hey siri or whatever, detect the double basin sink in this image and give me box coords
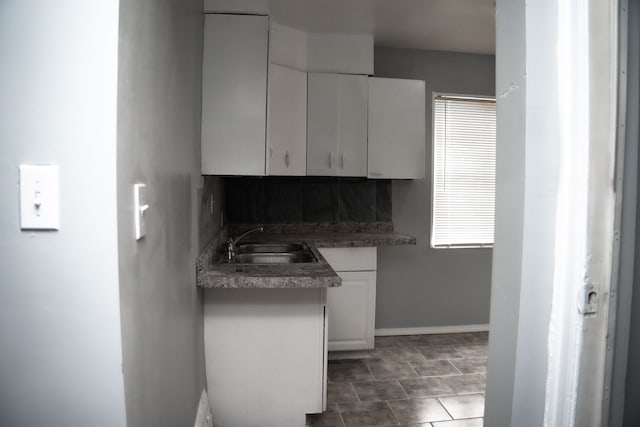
[230,242,317,264]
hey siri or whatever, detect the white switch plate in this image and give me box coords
[19,164,60,230]
[134,183,148,240]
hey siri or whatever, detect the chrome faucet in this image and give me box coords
[227,226,264,261]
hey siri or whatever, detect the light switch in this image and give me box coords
[134,183,148,240]
[19,165,60,230]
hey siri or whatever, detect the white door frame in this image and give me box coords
[486,0,624,425]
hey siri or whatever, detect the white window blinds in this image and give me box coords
[432,95,496,248]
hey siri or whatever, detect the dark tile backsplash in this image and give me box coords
[301,178,339,223]
[224,177,392,225]
[225,178,264,223]
[264,178,303,223]
[339,179,376,222]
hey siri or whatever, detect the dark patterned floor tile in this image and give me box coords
[388,397,451,424]
[415,345,464,360]
[437,394,485,419]
[399,376,455,398]
[372,347,426,363]
[426,334,470,346]
[352,380,409,401]
[375,336,399,349]
[431,419,483,427]
[460,332,489,344]
[449,358,487,374]
[338,401,399,427]
[410,360,461,377]
[307,404,344,427]
[367,360,419,380]
[328,382,359,404]
[443,374,486,394]
[451,344,488,358]
[329,362,374,383]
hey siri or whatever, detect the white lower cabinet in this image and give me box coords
[204,288,327,427]
[319,247,377,351]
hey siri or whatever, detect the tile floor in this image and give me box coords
[307,332,488,427]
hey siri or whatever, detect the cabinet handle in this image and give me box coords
[269,146,273,159]
[329,152,334,169]
[369,171,384,177]
[341,152,345,169]
[285,151,290,168]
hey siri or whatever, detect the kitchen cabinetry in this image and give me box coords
[201,14,268,175]
[307,73,368,177]
[319,247,377,351]
[200,16,424,179]
[204,288,327,427]
[368,77,426,179]
[267,64,308,175]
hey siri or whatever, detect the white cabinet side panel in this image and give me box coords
[367,77,426,179]
[204,288,325,426]
[201,14,268,175]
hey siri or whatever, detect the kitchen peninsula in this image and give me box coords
[197,225,415,426]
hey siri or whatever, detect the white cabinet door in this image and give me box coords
[307,73,339,175]
[337,74,368,176]
[327,271,377,351]
[307,73,368,177]
[201,14,268,175]
[368,77,426,179]
[267,64,307,176]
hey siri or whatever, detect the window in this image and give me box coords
[431,94,496,248]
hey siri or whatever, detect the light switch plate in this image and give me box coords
[19,164,60,230]
[134,183,148,240]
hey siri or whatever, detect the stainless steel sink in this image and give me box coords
[233,252,314,264]
[229,242,316,264]
[236,243,304,254]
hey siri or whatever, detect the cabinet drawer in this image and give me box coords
[318,247,376,272]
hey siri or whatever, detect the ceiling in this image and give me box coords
[267,0,496,55]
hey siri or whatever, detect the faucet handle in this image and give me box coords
[227,238,236,260]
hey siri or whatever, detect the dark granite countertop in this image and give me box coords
[196,227,416,289]
[256,231,416,248]
[197,244,340,289]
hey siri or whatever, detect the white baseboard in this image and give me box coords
[375,324,490,336]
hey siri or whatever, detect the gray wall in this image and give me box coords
[116,1,212,426]
[373,48,495,329]
[0,2,127,426]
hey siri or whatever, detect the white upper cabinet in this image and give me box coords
[367,77,426,179]
[201,14,268,175]
[307,73,368,177]
[267,64,308,176]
